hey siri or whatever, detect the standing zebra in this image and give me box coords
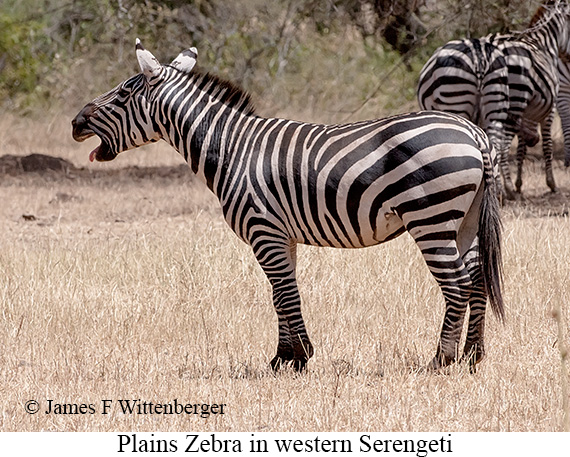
[517,55,570,188]
[72,40,503,372]
[418,0,570,197]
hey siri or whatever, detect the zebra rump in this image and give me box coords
[418,0,570,195]
[72,40,504,373]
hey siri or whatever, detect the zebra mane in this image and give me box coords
[504,0,568,42]
[189,70,256,116]
[528,0,565,27]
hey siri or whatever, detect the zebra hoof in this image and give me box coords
[426,358,450,374]
[427,350,457,372]
[503,188,518,201]
[269,356,308,373]
[462,345,484,374]
[270,338,313,372]
[269,349,294,372]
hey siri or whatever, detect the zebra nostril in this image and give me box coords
[72,113,87,132]
[73,104,96,127]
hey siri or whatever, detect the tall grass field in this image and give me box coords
[0,113,569,432]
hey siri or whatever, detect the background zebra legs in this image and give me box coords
[560,108,570,167]
[558,102,570,168]
[483,122,517,199]
[254,239,314,371]
[515,112,557,193]
[497,143,517,200]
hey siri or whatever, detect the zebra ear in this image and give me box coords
[169,47,197,73]
[136,38,162,78]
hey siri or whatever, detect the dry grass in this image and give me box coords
[0,113,569,432]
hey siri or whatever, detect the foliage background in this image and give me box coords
[0,0,541,120]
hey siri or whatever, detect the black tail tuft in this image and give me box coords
[479,145,505,321]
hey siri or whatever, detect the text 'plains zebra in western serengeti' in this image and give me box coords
[72,40,504,373]
[417,0,570,198]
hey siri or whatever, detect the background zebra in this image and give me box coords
[516,55,570,189]
[72,40,504,372]
[417,0,570,197]
[557,53,570,167]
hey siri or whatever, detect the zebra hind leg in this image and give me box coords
[517,118,541,194]
[498,146,517,200]
[461,241,487,373]
[416,240,472,371]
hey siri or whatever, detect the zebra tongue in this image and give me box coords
[89,145,100,162]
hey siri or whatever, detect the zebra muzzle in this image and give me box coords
[72,107,117,162]
[71,104,97,142]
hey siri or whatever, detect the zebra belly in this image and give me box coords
[294,208,404,249]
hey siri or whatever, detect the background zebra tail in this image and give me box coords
[479,143,505,321]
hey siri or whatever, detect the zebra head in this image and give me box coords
[71,39,197,162]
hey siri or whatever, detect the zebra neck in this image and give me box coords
[154,70,257,195]
[167,99,254,195]
[525,12,568,58]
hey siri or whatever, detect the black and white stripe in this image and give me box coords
[72,41,504,372]
[556,54,570,166]
[519,54,570,185]
[418,0,570,197]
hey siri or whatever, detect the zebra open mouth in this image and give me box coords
[72,108,117,162]
[71,127,117,162]
[87,138,117,162]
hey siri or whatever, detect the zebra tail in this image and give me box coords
[478,143,505,321]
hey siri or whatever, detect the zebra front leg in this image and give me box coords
[268,276,314,372]
[254,240,314,372]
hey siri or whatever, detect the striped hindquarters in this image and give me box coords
[417,37,509,131]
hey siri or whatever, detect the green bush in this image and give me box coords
[0,0,547,116]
